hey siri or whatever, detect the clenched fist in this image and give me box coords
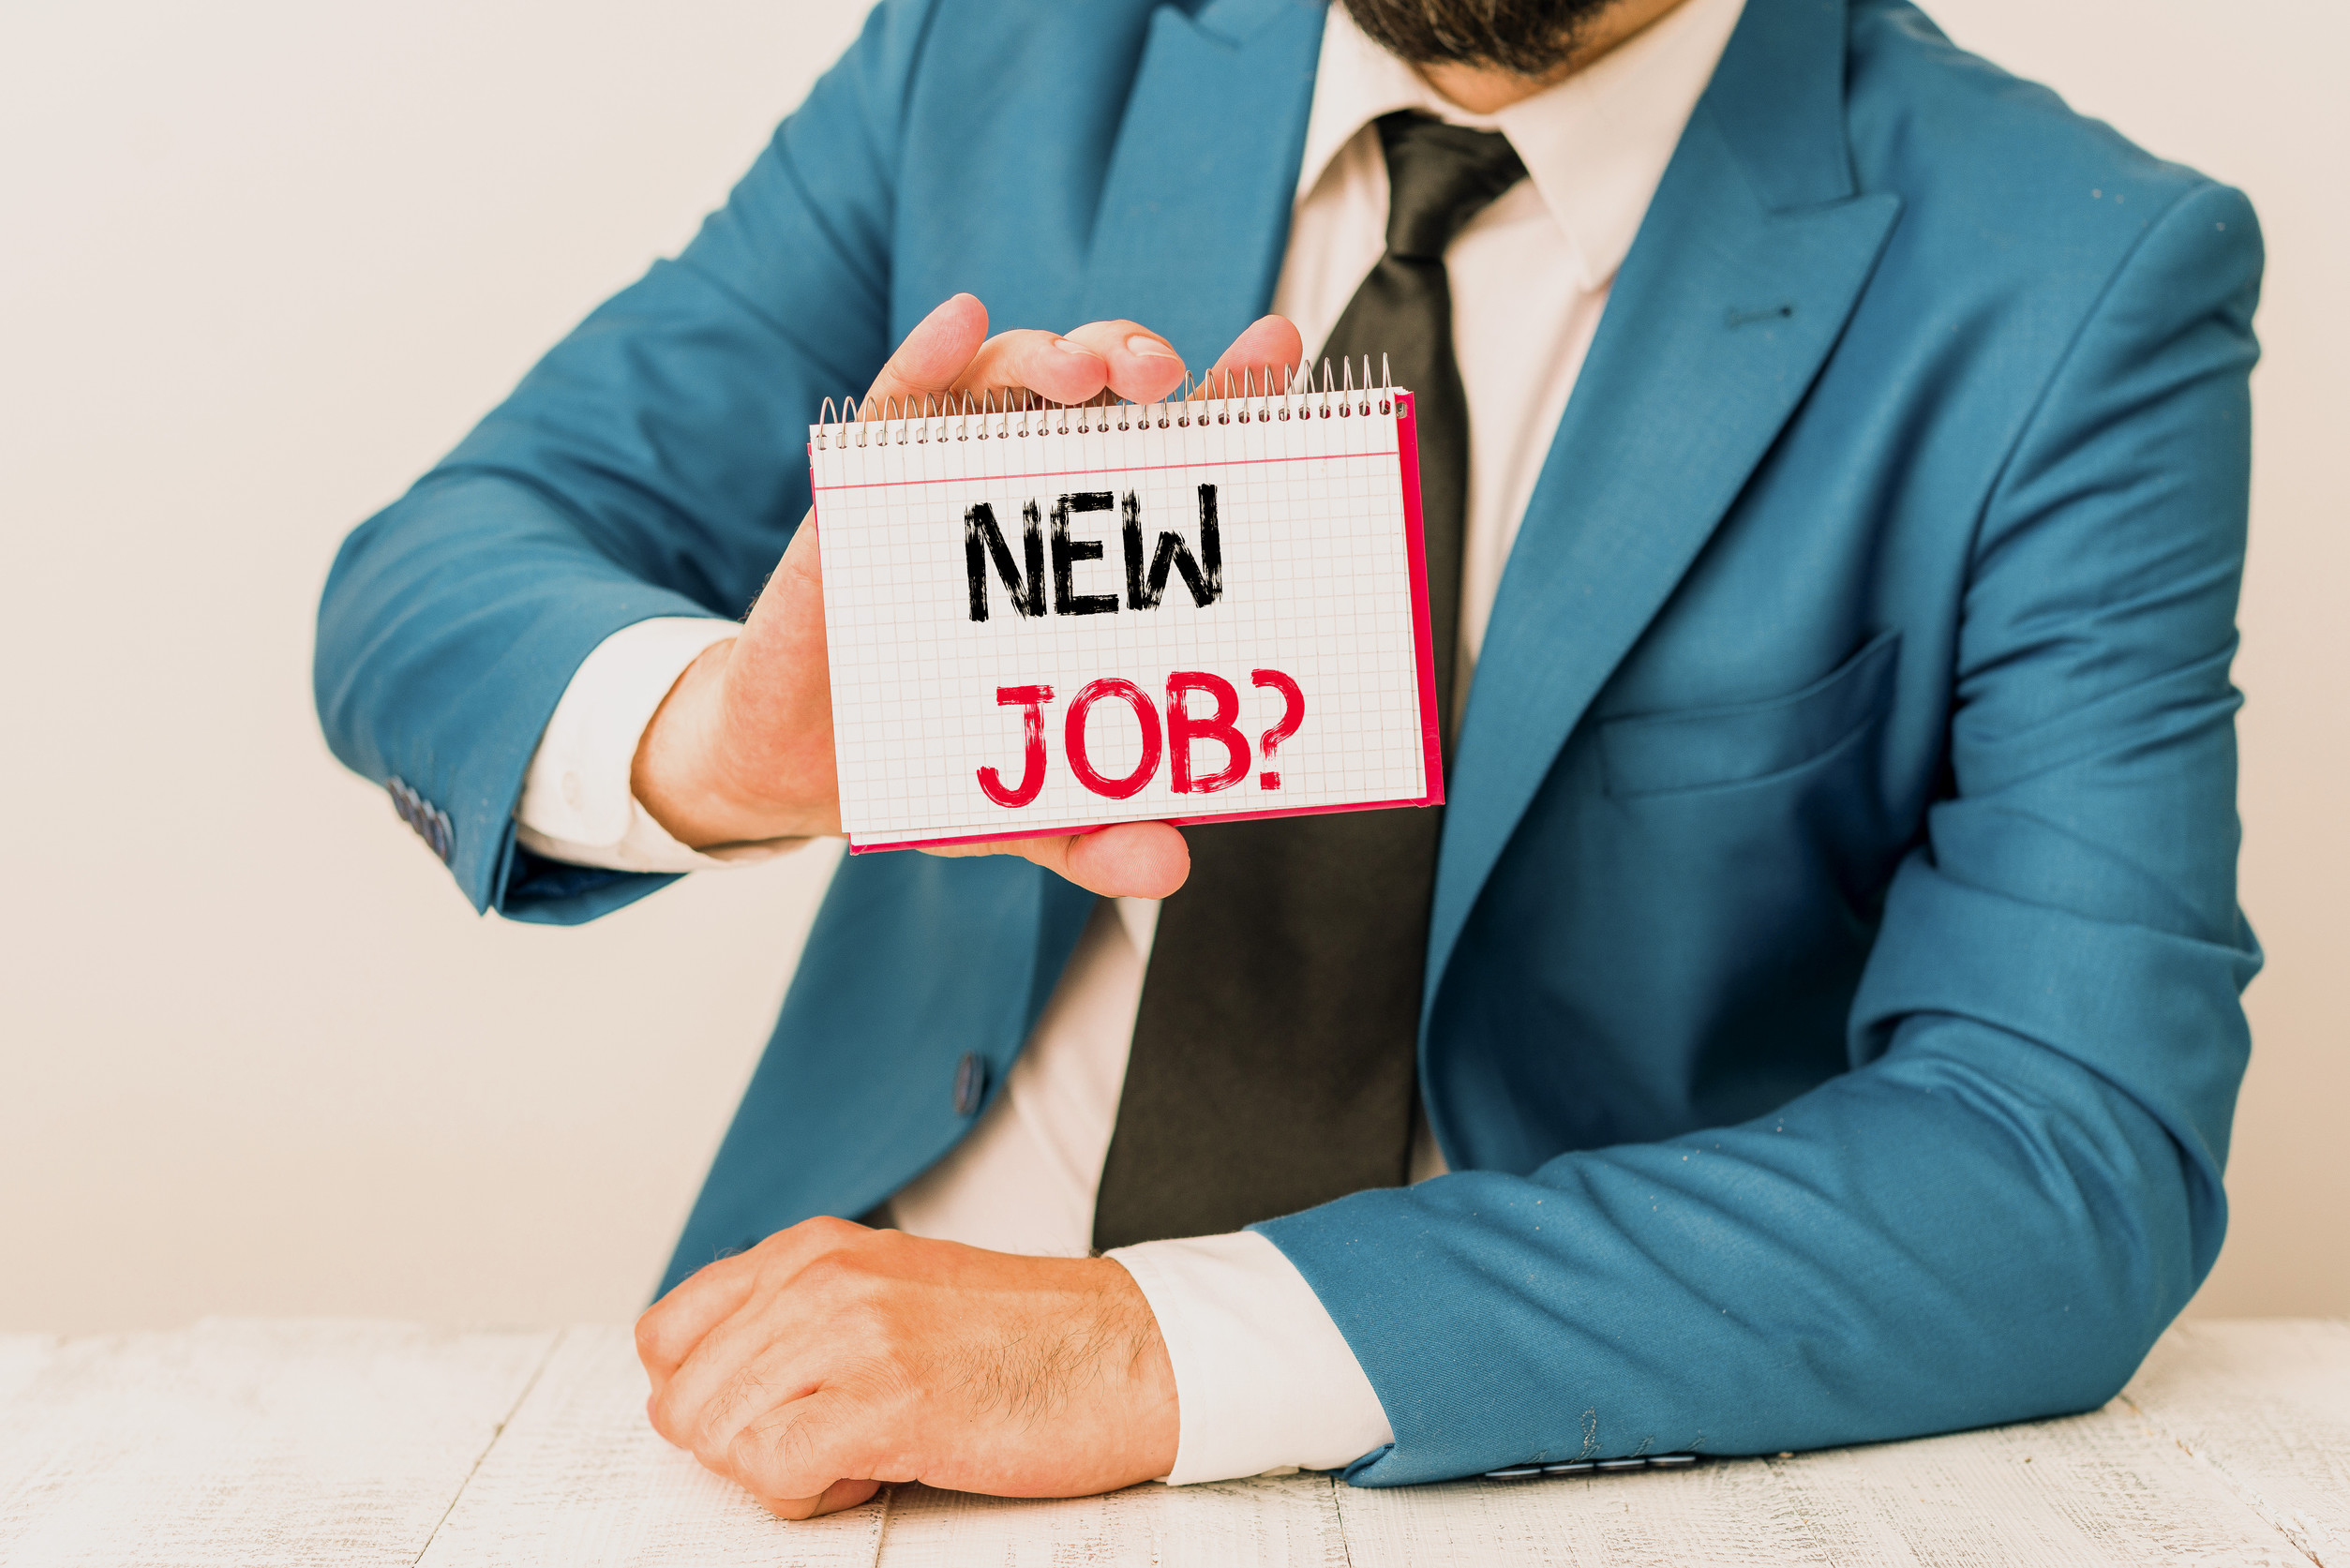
[636,1217,1180,1517]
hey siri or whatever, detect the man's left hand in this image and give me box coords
[636,1217,1179,1517]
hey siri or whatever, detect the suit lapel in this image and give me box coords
[1427,0,1901,999]
[1068,0,1902,1020]
[1075,0,1326,364]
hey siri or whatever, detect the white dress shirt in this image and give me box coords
[516,0,1744,1484]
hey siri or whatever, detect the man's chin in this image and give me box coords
[1338,0,1612,77]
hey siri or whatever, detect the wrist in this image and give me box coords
[1094,1256,1182,1482]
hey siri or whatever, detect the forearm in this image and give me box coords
[1256,956,2246,1485]
[316,472,731,915]
[512,615,830,874]
[315,4,924,905]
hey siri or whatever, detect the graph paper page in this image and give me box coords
[810,391,1441,849]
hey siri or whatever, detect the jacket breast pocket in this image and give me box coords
[1600,629,1901,799]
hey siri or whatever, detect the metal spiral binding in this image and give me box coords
[809,356,1395,449]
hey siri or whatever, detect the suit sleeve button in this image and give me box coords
[953,1052,987,1116]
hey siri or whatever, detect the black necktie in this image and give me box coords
[1091,114,1527,1249]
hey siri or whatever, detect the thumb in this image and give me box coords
[1027,823,1190,899]
[1200,313,1304,396]
[761,1477,884,1520]
[731,518,835,769]
[748,513,825,647]
[921,822,1190,900]
[861,292,989,418]
[726,1389,869,1517]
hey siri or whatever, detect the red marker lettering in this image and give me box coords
[977,684,1055,808]
[1250,669,1304,790]
[1065,679,1161,799]
[1165,671,1249,794]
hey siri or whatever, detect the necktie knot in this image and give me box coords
[1377,112,1528,261]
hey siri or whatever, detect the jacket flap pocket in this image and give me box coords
[1602,629,1901,798]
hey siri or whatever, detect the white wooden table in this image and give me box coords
[1,1318,2342,1566]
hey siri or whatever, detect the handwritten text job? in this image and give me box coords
[979,670,1306,808]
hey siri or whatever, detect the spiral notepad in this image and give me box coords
[809,366,1444,851]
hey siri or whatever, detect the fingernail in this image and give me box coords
[1053,336,1098,357]
[1125,334,1182,361]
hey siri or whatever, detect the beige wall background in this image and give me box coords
[0,0,2339,1334]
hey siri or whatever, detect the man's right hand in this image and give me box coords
[628,291,1303,900]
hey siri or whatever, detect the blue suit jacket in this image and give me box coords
[315,0,2262,1484]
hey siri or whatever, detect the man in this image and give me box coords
[316,0,2261,1522]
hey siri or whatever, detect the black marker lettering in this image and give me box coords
[1051,491,1120,617]
[965,501,1046,621]
[1122,484,1222,611]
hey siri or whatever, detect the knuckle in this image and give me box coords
[704,1360,772,1434]
[792,1250,862,1294]
[741,1396,867,1501]
[977,328,1048,359]
[758,1216,847,1264]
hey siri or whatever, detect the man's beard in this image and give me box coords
[1339,0,1616,76]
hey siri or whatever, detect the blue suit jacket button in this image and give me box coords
[953,1052,987,1116]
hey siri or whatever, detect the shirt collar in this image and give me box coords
[1296,0,1749,291]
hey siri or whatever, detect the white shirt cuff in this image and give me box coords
[1107,1230,1394,1484]
[514,617,802,874]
